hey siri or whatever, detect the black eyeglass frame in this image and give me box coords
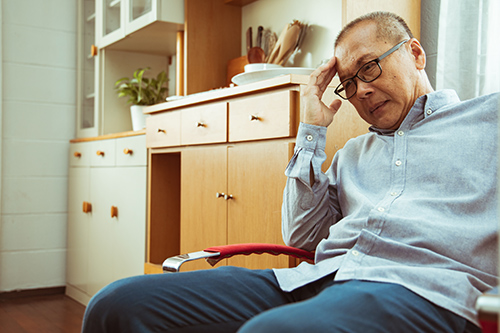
[334,39,410,100]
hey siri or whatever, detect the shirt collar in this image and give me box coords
[369,90,461,135]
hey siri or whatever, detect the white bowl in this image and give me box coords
[244,63,282,73]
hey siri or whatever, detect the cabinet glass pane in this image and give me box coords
[103,0,122,36]
[82,0,96,130]
[130,0,152,21]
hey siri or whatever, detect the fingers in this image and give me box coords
[308,57,337,94]
[329,99,342,114]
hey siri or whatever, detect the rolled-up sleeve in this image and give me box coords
[282,123,342,251]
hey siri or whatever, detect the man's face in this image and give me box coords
[335,22,422,130]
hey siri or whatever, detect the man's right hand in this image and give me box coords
[301,57,343,127]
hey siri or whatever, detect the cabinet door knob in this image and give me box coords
[96,150,105,156]
[224,194,234,200]
[90,44,98,57]
[111,206,118,218]
[74,152,82,158]
[249,114,260,121]
[216,192,225,198]
[123,148,133,155]
[82,201,92,213]
[196,122,206,127]
[158,128,166,133]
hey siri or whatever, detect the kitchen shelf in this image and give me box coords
[109,0,121,8]
[224,0,258,6]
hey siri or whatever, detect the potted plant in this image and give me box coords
[114,67,168,130]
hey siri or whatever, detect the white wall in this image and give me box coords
[242,0,343,69]
[0,0,76,291]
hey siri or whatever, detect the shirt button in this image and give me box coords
[426,109,433,115]
[391,191,399,196]
[395,160,402,166]
[306,135,313,141]
[352,250,359,256]
[377,207,385,212]
[397,130,404,136]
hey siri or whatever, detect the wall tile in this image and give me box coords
[0,250,66,291]
[0,213,67,251]
[2,101,75,141]
[2,139,70,177]
[3,63,76,105]
[3,24,76,69]
[1,177,68,214]
[2,0,76,32]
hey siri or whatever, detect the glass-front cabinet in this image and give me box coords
[76,0,184,138]
[77,0,99,138]
[96,0,183,49]
[97,0,125,48]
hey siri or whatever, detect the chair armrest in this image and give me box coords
[162,243,314,273]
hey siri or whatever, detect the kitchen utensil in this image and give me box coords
[247,46,265,63]
[267,20,306,65]
[246,27,252,53]
[267,24,289,64]
[256,26,263,48]
[263,30,277,62]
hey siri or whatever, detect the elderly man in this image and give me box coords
[82,11,498,333]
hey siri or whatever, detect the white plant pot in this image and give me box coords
[130,105,147,131]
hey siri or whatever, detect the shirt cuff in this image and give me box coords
[285,122,328,181]
[295,122,328,151]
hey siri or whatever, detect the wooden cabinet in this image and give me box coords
[66,133,147,305]
[179,142,292,271]
[145,76,331,274]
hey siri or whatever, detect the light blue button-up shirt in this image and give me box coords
[274,90,499,325]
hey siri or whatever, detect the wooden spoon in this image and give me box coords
[247,46,266,63]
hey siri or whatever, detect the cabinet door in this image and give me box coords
[227,142,293,269]
[87,167,115,295]
[76,0,98,138]
[97,0,125,48]
[112,166,147,280]
[180,147,228,271]
[67,167,91,293]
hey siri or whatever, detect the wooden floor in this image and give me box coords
[0,292,85,333]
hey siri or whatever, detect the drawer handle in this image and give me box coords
[82,201,92,213]
[196,122,206,127]
[74,152,82,158]
[123,148,133,155]
[224,194,234,200]
[158,128,166,133]
[249,115,260,121]
[96,150,105,156]
[216,192,225,198]
[111,206,118,218]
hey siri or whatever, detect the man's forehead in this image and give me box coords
[335,43,378,78]
[334,21,381,78]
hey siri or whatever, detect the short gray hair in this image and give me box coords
[335,11,414,48]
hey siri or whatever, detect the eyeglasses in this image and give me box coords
[334,39,409,100]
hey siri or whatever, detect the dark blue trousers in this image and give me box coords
[82,266,480,333]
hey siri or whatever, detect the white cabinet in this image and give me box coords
[77,0,99,138]
[76,0,183,138]
[96,0,184,49]
[66,135,147,305]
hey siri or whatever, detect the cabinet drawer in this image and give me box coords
[115,135,147,166]
[146,111,181,148]
[70,142,90,167]
[228,90,297,142]
[90,140,116,167]
[181,102,227,145]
